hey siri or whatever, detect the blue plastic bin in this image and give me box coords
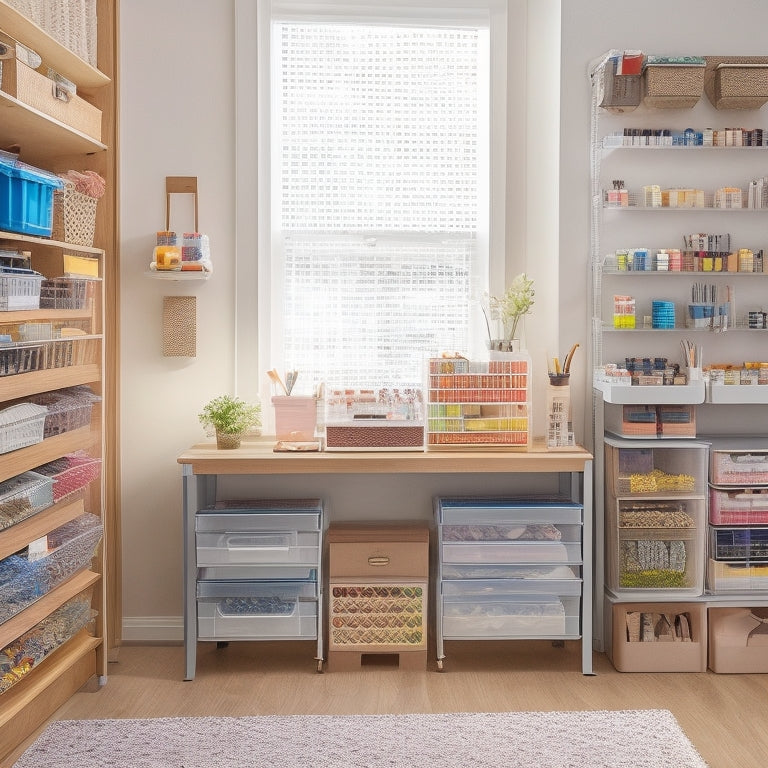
[0,155,63,237]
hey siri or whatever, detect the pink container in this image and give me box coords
[272,396,316,440]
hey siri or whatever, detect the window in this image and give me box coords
[236,0,509,399]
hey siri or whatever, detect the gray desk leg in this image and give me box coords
[182,468,216,681]
[581,461,595,675]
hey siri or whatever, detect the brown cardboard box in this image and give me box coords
[610,601,707,672]
[708,606,768,673]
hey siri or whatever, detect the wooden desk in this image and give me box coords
[178,439,594,678]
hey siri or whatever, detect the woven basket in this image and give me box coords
[643,64,705,108]
[52,181,98,246]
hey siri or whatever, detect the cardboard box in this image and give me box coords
[609,601,707,672]
[0,57,101,142]
[709,606,768,673]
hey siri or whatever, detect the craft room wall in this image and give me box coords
[559,0,768,449]
[118,0,768,641]
[118,0,562,642]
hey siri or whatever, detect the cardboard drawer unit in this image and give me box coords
[435,497,585,671]
[327,523,429,670]
[194,499,324,670]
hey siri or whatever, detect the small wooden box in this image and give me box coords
[327,524,429,669]
[0,57,102,141]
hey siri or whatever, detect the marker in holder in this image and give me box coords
[546,373,574,450]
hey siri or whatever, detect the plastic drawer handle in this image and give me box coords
[225,535,290,551]
[368,556,390,566]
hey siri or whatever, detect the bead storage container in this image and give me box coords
[605,437,707,596]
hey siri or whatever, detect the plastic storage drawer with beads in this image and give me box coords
[709,486,768,525]
[196,580,318,640]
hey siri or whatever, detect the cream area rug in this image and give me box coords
[14,710,708,768]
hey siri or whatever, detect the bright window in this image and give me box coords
[237,1,508,398]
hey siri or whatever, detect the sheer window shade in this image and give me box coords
[270,15,491,390]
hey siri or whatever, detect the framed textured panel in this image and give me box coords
[162,296,196,357]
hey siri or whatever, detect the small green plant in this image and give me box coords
[198,395,261,436]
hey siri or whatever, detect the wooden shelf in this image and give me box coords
[0,498,86,561]
[0,1,109,88]
[0,91,107,165]
[0,230,104,255]
[0,427,99,483]
[0,569,99,648]
[0,363,102,401]
[0,629,99,766]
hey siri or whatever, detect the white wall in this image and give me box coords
[120,0,768,640]
[119,0,236,639]
[560,0,768,445]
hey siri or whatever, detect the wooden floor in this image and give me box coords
[11,640,768,767]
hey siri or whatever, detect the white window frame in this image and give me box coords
[234,0,528,425]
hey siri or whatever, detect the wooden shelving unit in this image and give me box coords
[0,2,118,765]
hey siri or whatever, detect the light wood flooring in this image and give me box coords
[11,640,768,767]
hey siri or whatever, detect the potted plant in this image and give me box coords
[483,272,535,352]
[198,395,261,449]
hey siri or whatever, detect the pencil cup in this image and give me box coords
[546,374,575,450]
[688,367,702,382]
[272,396,317,440]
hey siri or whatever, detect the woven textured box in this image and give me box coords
[713,64,768,109]
[642,63,705,108]
[28,385,100,438]
[51,181,98,246]
[0,57,101,141]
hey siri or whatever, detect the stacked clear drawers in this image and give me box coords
[435,497,584,669]
[708,439,768,592]
[604,437,708,596]
[194,499,323,662]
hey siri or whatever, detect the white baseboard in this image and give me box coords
[121,616,184,643]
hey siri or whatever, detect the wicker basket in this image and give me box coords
[643,63,705,108]
[714,64,768,109]
[51,181,98,247]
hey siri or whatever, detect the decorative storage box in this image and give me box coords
[608,600,707,672]
[710,527,768,562]
[28,385,100,438]
[642,58,706,108]
[33,452,101,505]
[0,586,95,694]
[324,387,424,451]
[605,404,696,438]
[51,181,98,247]
[707,559,768,592]
[710,62,768,110]
[0,56,102,141]
[272,395,316,441]
[327,523,429,670]
[598,55,641,112]
[0,341,45,376]
[0,402,48,455]
[604,438,707,595]
[0,471,54,531]
[708,607,768,673]
[0,272,44,311]
[426,355,531,449]
[711,448,768,486]
[709,486,768,525]
[0,512,102,624]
